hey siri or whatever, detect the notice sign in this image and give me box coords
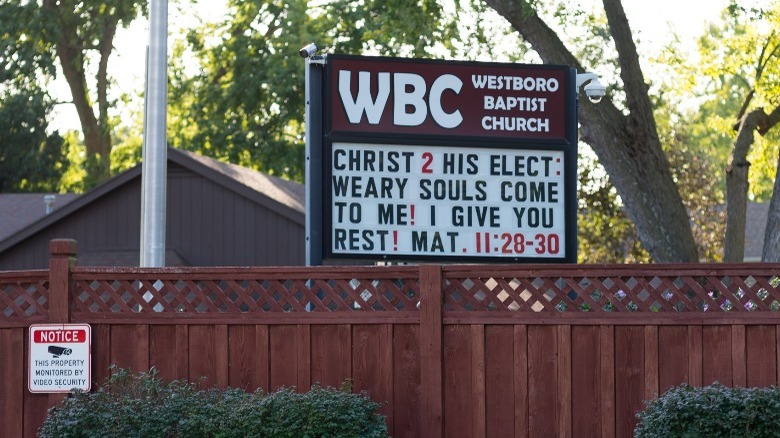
[330,142,566,260]
[29,324,91,393]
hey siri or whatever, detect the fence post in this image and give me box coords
[47,239,77,410]
[48,239,77,324]
[420,264,443,437]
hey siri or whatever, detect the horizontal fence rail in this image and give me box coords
[4,240,780,437]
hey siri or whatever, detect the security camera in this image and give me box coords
[48,345,72,357]
[576,72,606,104]
[583,79,606,103]
[299,43,318,59]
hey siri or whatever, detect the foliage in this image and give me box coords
[0,88,69,192]
[667,2,780,201]
[577,139,725,263]
[0,1,57,88]
[666,145,726,262]
[635,383,780,437]
[167,0,492,181]
[0,0,147,188]
[654,88,726,261]
[577,150,649,263]
[39,367,387,438]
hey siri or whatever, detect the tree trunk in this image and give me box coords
[43,0,114,183]
[723,112,761,261]
[763,154,780,261]
[484,0,699,262]
[757,105,780,261]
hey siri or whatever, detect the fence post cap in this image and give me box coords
[49,239,78,256]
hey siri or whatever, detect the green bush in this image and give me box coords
[39,367,387,438]
[635,382,780,437]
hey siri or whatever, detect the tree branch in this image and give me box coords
[757,104,780,136]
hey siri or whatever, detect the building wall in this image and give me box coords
[0,163,304,269]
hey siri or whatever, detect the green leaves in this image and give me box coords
[167,0,475,182]
[39,367,388,437]
[0,88,69,192]
[0,2,57,87]
[636,383,780,437]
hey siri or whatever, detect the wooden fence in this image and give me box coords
[3,239,780,437]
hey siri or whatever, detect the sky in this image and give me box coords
[47,0,730,133]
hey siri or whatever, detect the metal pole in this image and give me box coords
[304,50,325,266]
[140,0,168,267]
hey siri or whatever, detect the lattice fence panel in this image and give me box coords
[443,273,780,312]
[72,276,420,314]
[0,278,49,319]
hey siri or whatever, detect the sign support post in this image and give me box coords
[304,52,325,266]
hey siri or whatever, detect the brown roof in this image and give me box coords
[0,193,79,242]
[172,148,304,214]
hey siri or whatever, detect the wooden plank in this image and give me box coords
[72,308,780,326]
[188,325,229,388]
[485,325,515,438]
[23,328,49,438]
[269,325,298,391]
[228,325,269,391]
[644,326,659,400]
[658,326,688,393]
[74,311,421,325]
[394,324,421,438]
[777,326,780,386]
[528,325,558,437]
[687,325,703,387]
[110,324,149,372]
[47,239,76,323]
[310,324,351,389]
[443,325,472,438]
[746,325,776,387]
[352,324,394,436]
[296,324,311,392]
[442,310,780,326]
[419,264,443,438]
[24,392,48,438]
[90,324,111,387]
[514,325,529,438]
[149,325,189,382]
[0,329,23,438]
[600,325,615,438]
[557,325,571,438]
[615,326,644,438]
[731,325,746,387]
[571,326,600,437]
[702,326,732,386]
[472,325,486,438]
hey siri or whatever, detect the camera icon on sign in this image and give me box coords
[48,345,72,358]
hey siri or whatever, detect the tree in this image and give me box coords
[166,0,463,180]
[0,2,68,192]
[483,0,699,262]
[688,3,780,261]
[1,0,146,187]
[0,88,69,192]
[46,0,147,184]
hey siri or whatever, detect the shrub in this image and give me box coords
[635,382,780,437]
[39,367,387,438]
